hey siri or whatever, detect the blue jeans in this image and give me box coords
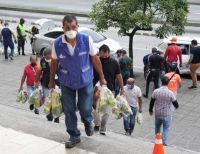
[155,116,172,144]
[61,82,93,138]
[4,42,14,59]
[27,85,34,97]
[123,106,138,134]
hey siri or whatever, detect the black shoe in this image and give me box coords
[34,109,39,114]
[94,126,100,132]
[188,86,197,89]
[29,104,34,110]
[125,131,131,136]
[9,56,13,60]
[84,124,94,136]
[143,94,148,98]
[65,137,81,149]
[22,53,26,56]
[46,114,53,121]
[54,117,59,123]
[163,143,168,146]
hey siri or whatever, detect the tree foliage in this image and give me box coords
[89,0,188,59]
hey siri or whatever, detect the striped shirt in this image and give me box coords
[152,86,176,117]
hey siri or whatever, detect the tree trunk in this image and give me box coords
[128,29,136,61]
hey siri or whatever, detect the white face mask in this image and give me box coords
[65,30,77,39]
[127,84,134,89]
[45,58,51,63]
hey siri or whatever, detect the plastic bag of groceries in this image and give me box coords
[44,93,52,115]
[51,89,62,118]
[16,90,28,104]
[99,85,116,111]
[28,87,43,109]
[113,95,133,119]
[137,113,143,125]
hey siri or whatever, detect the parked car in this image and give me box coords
[157,36,200,75]
[32,27,122,55]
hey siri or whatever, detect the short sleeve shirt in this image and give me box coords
[52,34,97,59]
[93,57,121,91]
[165,72,181,93]
[124,85,142,107]
[152,86,176,117]
[23,64,39,86]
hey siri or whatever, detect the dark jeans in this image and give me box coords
[61,82,93,138]
[123,106,138,134]
[4,42,14,59]
[123,74,129,86]
[145,70,160,97]
[18,39,25,55]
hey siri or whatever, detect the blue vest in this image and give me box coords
[54,33,93,90]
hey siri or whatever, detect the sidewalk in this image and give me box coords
[0,124,198,154]
[0,125,96,154]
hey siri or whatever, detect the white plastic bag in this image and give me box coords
[137,113,143,125]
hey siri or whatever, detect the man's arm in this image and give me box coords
[178,48,182,66]
[138,97,143,113]
[91,55,106,85]
[35,68,42,88]
[149,98,155,115]
[49,58,58,89]
[116,74,124,94]
[172,100,179,109]
[19,74,26,91]
[12,32,17,43]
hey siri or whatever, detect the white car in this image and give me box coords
[157,36,200,75]
[32,27,122,55]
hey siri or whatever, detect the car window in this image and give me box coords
[157,42,168,51]
[44,31,63,39]
[177,44,189,55]
[81,30,106,43]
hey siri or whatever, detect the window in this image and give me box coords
[81,30,106,43]
[44,31,63,39]
[177,44,189,55]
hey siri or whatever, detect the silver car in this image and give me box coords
[32,27,122,55]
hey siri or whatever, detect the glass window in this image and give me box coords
[177,44,189,55]
[81,30,106,43]
[44,31,63,39]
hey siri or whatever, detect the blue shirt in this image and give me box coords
[1,27,13,44]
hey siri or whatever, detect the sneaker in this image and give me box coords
[100,130,106,136]
[125,131,131,136]
[9,56,14,60]
[65,137,81,149]
[143,94,148,98]
[46,114,53,121]
[163,143,168,146]
[34,109,39,114]
[94,126,100,132]
[29,104,34,110]
[84,124,94,136]
[54,117,60,123]
[22,53,26,56]
[188,86,197,89]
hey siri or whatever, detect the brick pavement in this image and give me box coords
[0,54,200,153]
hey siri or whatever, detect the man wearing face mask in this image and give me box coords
[123,78,143,136]
[35,48,60,123]
[19,55,39,114]
[93,44,124,136]
[49,15,106,148]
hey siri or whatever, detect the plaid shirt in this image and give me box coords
[152,86,176,117]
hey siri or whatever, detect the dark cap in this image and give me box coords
[152,47,157,53]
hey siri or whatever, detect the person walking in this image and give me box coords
[188,40,200,89]
[17,18,27,56]
[165,63,181,97]
[93,44,124,136]
[113,49,122,62]
[0,22,17,60]
[35,48,59,123]
[123,78,143,136]
[143,49,165,98]
[164,37,182,70]
[149,76,179,146]
[30,26,39,55]
[19,55,39,114]
[49,15,106,148]
[119,49,133,85]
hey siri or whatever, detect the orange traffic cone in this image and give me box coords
[153,133,164,154]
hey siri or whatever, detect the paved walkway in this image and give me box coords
[0,125,96,154]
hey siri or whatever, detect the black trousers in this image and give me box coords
[18,39,25,55]
[145,70,160,97]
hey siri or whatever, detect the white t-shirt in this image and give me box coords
[52,34,97,59]
[124,85,142,107]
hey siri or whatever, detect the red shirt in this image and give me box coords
[164,45,182,65]
[23,64,39,86]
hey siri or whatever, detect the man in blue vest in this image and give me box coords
[0,22,17,60]
[49,15,106,148]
